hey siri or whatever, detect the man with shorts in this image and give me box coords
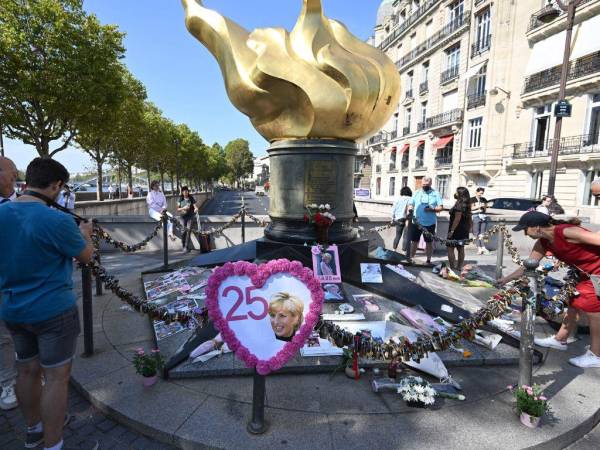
[0,158,94,450]
[409,176,442,265]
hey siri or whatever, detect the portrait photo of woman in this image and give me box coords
[269,292,304,341]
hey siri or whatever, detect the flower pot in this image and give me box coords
[142,374,158,388]
[520,412,541,428]
[406,400,427,408]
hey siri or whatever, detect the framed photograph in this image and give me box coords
[322,283,345,302]
[352,294,381,313]
[360,263,383,283]
[312,245,342,284]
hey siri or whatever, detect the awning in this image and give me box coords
[399,143,410,154]
[433,135,453,150]
[571,15,600,59]
[461,61,487,81]
[417,140,425,146]
[391,146,397,152]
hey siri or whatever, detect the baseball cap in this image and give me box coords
[512,211,552,232]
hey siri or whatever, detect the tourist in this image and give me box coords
[409,176,443,265]
[0,156,19,411]
[470,187,490,255]
[447,187,472,271]
[108,184,114,200]
[592,179,600,201]
[177,186,198,252]
[0,157,94,448]
[498,211,600,368]
[269,292,304,341]
[536,195,553,215]
[56,184,75,212]
[391,186,412,254]
[146,180,175,241]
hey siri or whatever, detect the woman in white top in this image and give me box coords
[536,195,553,215]
[146,180,175,240]
[391,186,412,253]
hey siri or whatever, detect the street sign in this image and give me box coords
[354,188,371,199]
[554,100,572,118]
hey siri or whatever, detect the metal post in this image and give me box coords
[247,370,268,434]
[519,258,540,387]
[81,265,94,356]
[94,253,103,296]
[163,215,169,269]
[0,123,4,157]
[241,197,246,244]
[495,220,505,280]
[547,0,581,196]
[175,139,180,194]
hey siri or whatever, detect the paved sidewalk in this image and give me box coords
[62,247,600,450]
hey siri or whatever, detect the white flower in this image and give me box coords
[319,204,325,209]
[325,203,331,210]
[414,377,423,383]
[422,396,435,405]
[413,385,425,394]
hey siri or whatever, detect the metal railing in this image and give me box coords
[405,88,414,99]
[414,158,426,170]
[379,0,442,50]
[434,155,453,168]
[401,159,410,170]
[367,132,386,146]
[417,121,427,132]
[388,163,398,172]
[528,0,593,32]
[440,65,460,84]
[467,92,486,109]
[509,134,600,159]
[390,130,398,140]
[403,126,411,136]
[523,51,600,94]
[395,13,470,69]
[425,108,463,129]
[419,80,429,94]
[471,35,491,58]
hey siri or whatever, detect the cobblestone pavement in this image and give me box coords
[0,382,177,449]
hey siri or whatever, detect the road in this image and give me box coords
[200,190,269,215]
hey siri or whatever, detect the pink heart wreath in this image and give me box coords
[205,259,324,375]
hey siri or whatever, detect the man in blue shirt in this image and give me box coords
[0,158,93,450]
[409,176,443,265]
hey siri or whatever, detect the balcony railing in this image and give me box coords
[417,121,427,132]
[395,13,470,69]
[388,163,398,172]
[402,126,411,136]
[379,0,442,50]
[523,51,600,94]
[434,155,453,168]
[414,158,426,170]
[471,35,491,58]
[510,134,600,159]
[405,89,414,99]
[419,80,429,94]
[440,65,460,84]
[467,92,486,110]
[528,0,593,32]
[367,133,386,146]
[401,159,409,170]
[425,109,463,129]
[375,164,382,173]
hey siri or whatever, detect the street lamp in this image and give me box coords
[540,0,583,196]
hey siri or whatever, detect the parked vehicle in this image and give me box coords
[255,185,265,196]
[486,197,542,214]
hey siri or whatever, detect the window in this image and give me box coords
[407,71,413,90]
[376,177,381,196]
[583,169,600,206]
[354,177,361,189]
[449,0,464,24]
[532,104,552,153]
[443,89,459,112]
[402,176,409,188]
[390,147,397,165]
[354,157,361,173]
[475,65,487,96]
[436,175,451,199]
[425,20,433,39]
[531,171,544,199]
[421,102,427,125]
[389,177,396,197]
[468,117,483,148]
[422,62,429,82]
[588,94,600,145]
[446,45,460,71]
[405,108,412,134]
[475,8,491,51]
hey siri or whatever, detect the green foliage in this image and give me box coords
[0,0,125,156]
[133,348,164,377]
[511,384,550,417]
[224,138,254,183]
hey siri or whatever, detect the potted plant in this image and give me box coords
[133,348,165,388]
[509,384,550,428]
[397,376,436,408]
[304,204,336,244]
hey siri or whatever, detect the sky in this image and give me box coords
[4,0,383,173]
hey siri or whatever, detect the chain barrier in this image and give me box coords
[94,221,163,253]
[245,211,269,227]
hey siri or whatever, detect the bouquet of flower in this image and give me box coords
[509,384,550,418]
[304,204,336,228]
[397,376,436,406]
[133,348,165,377]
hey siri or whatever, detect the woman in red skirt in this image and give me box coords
[499,211,600,368]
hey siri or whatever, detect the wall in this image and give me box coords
[74,193,211,218]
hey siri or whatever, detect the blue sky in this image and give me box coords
[5,0,383,173]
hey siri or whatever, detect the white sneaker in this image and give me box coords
[481,248,490,255]
[534,335,568,351]
[569,349,600,368]
[477,248,484,255]
[0,384,18,410]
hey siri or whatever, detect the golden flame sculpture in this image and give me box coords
[182,0,400,142]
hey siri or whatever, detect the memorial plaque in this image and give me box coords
[304,160,337,206]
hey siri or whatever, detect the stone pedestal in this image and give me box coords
[264,139,357,244]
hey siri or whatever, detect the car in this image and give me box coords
[486,197,542,214]
[255,186,265,196]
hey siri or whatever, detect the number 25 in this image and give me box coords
[223,286,268,322]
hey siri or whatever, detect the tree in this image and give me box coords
[224,139,254,187]
[0,0,125,157]
[207,143,228,186]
